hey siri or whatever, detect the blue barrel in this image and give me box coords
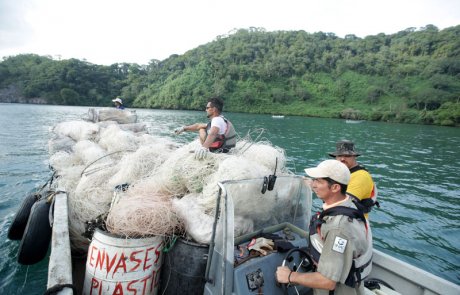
[159,238,209,295]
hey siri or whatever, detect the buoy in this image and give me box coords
[17,198,52,265]
[7,192,41,240]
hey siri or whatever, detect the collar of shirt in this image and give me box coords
[322,197,349,211]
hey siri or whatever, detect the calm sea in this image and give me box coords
[0,103,459,294]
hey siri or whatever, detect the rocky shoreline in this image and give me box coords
[0,85,47,104]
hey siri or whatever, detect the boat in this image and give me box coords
[272,115,285,119]
[47,176,460,295]
[12,108,455,295]
[345,119,365,124]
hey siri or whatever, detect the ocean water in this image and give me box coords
[0,103,459,294]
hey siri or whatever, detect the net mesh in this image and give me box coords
[49,112,290,251]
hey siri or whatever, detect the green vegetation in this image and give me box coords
[1,25,459,126]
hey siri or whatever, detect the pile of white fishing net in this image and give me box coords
[48,108,291,252]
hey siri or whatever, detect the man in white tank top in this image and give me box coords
[174,97,236,159]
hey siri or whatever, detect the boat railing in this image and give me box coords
[47,191,73,295]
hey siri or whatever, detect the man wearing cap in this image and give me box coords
[112,97,125,109]
[276,160,373,295]
[329,140,377,217]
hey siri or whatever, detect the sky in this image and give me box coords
[1,0,459,66]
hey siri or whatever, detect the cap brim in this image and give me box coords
[328,152,360,157]
[304,167,327,178]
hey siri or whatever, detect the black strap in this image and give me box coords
[349,165,367,173]
[348,193,379,213]
[319,206,366,224]
[44,283,77,295]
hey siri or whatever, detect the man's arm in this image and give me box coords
[201,126,219,148]
[276,266,336,290]
[175,123,207,134]
[184,123,207,132]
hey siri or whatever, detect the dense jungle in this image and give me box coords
[1,25,459,126]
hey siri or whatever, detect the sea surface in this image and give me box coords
[0,103,459,294]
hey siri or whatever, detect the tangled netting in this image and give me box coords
[106,193,183,238]
[48,108,291,251]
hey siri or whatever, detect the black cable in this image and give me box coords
[364,278,395,290]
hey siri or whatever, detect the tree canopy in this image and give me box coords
[1,25,459,126]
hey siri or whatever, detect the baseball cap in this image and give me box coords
[304,159,350,185]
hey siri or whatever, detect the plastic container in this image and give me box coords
[83,229,163,295]
[159,238,209,295]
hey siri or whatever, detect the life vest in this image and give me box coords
[206,116,236,152]
[308,206,373,288]
[349,165,380,214]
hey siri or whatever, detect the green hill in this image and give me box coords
[1,25,459,126]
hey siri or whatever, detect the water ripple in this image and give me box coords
[1,104,459,289]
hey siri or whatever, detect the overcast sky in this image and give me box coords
[1,0,459,65]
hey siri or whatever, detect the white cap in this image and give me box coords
[112,97,123,104]
[304,159,350,185]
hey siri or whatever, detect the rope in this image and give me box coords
[237,128,267,155]
[39,171,57,191]
[162,235,178,253]
[80,150,134,177]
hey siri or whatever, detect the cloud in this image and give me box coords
[0,0,459,65]
[0,0,36,50]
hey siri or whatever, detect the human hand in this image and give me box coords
[276,266,291,284]
[195,146,209,160]
[247,237,274,256]
[174,126,185,135]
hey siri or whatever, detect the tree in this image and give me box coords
[60,88,80,105]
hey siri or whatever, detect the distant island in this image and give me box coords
[1,25,459,127]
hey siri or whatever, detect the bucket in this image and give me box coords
[159,238,209,295]
[83,229,164,295]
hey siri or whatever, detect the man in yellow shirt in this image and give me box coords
[329,140,379,217]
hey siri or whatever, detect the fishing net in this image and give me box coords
[199,156,271,212]
[52,120,100,141]
[107,143,173,188]
[48,134,75,155]
[98,109,137,124]
[48,113,292,250]
[97,124,139,153]
[141,140,225,197]
[87,108,138,124]
[73,140,108,166]
[49,151,81,171]
[171,194,215,244]
[106,192,183,238]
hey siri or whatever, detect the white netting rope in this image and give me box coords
[48,114,290,251]
[106,193,184,238]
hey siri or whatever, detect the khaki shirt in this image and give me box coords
[314,198,372,295]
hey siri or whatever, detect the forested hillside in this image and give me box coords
[1,25,459,126]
